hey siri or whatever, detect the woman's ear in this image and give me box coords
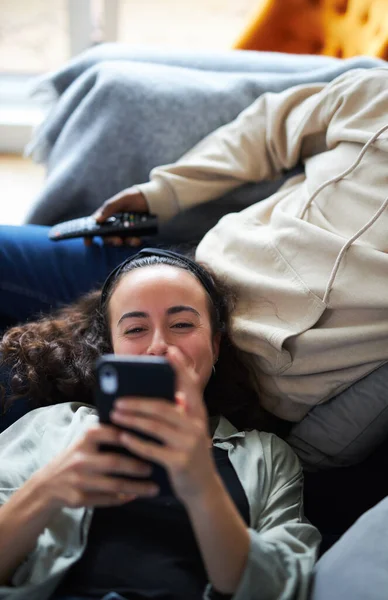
[212,332,221,364]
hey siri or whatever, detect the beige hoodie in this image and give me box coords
[137,67,388,421]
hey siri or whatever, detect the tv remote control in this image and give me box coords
[49,212,158,241]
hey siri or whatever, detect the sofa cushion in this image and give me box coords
[287,362,388,468]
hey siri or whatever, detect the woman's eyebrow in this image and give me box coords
[117,305,200,326]
[118,311,148,325]
[167,305,200,317]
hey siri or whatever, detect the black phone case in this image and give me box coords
[94,355,175,496]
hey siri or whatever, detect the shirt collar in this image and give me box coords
[212,415,246,441]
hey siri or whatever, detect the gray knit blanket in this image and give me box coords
[26,43,384,230]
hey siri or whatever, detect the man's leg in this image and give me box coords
[310,497,388,600]
[0,225,134,330]
[0,175,299,330]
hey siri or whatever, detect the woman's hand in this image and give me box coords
[33,423,159,510]
[110,347,220,505]
[0,421,158,585]
[84,186,149,247]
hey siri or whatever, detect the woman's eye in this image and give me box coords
[172,322,194,329]
[124,327,146,335]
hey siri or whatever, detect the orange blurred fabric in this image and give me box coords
[234,0,388,60]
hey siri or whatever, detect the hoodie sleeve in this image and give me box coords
[136,68,385,222]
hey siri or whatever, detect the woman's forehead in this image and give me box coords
[111,264,207,303]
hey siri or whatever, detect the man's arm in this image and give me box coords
[137,67,387,222]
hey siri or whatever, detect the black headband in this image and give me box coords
[100,247,221,313]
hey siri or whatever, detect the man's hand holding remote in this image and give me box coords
[85,187,149,247]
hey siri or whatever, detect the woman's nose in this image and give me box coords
[146,332,169,356]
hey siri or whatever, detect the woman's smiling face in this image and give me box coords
[108,265,220,391]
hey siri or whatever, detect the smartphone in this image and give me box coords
[94,354,176,497]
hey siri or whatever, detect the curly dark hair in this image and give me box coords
[0,291,109,410]
[0,253,287,433]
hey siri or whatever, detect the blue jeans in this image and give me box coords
[0,174,298,331]
[0,225,138,330]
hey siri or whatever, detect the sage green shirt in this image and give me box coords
[0,402,320,600]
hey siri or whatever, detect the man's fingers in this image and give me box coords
[89,188,149,246]
[94,188,148,223]
[83,236,93,246]
[94,196,131,222]
[83,235,142,247]
[103,236,124,246]
[104,236,142,246]
[125,237,142,247]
